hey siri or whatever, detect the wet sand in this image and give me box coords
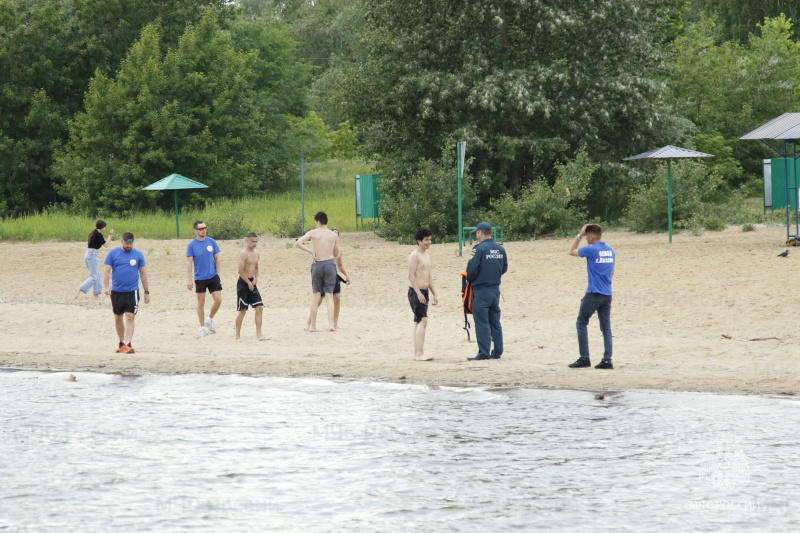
[0,226,797,394]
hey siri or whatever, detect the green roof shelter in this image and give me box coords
[623,146,714,243]
[142,174,208,238]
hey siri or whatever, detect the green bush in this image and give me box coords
[376,152,476,243]
[742,223,756,232]
[704,218,727,231]
[489,149,598,239]
[270,214,305,238]
[287,113,361,162]
[623,161,742,233]
[205,212,248,240]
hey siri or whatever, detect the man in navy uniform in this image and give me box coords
[466,222,508,361]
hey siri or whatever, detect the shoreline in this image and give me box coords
[1,227,797,395]
[1,364,796,398]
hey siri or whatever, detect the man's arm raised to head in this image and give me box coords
[569,224,590,257]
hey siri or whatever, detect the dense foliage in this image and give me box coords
[0,0,237,217]
[2,0,799,238]
[340,0,686,217]
[55,14,308,215]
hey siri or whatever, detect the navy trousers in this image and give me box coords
[472,286,503,358]
[576,292,612,361]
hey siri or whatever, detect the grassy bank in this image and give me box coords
[0,160,376,242]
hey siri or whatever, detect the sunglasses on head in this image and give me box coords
[196,226,207,230]
[124,239,134,243]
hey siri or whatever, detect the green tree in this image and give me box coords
[55,14,305,214]
[694,0,799,41]
[669,15,800,183]
[339,0,688,232]
[289,0,365,127]
[0,0,237,217]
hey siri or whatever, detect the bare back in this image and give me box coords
[305,227,339,261]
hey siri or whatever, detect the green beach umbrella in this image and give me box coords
[623,146,714,243]
[142,174,209,238]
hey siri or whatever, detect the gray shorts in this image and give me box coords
[311,259,337,294]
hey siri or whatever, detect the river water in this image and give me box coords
[0,369,797,532]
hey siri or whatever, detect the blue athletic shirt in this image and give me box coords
[104,247,146,292]
[578,241,615,295]
[186,237,220,281]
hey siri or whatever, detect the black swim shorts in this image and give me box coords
[237,278,264,311]
[408,287,429,323]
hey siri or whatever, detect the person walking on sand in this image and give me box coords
[186,220,222,337]
[306,229,351,331]
[76,220,114,299]
[235,232,265,341]
[408,227,438,361]
[295,211,341,332]
[466,222,508,361]
[568,223,615,369]
[103,232,150,354]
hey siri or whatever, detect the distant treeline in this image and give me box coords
[1,0,797,238]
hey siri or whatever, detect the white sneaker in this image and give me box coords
[199,326,207,337]
[205,317,216,333]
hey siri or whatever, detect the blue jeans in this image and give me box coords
[472,286,503,358]
[576,293,612,361]
[79,250,102,295]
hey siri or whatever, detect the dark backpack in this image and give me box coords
[460,270,473,340]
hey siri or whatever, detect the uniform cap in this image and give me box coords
[471,222,492,233]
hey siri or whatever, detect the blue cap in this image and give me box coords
[471,221,492,233]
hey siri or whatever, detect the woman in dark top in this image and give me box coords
[76,220,114,299]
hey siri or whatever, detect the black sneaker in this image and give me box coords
[568,358,591,368]
[595,360,613,369]
[467,355,491,361]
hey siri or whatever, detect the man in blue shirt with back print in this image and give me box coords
[568,224,615,369]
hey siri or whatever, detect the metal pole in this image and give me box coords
[174,190,180,239]
[786,139,800,239]
[301,148,305,234]
[785,141,790,241]
[667,160,673,244]
[457,141,465,256]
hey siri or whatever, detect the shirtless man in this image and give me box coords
[408,227,438,361]
[306,229,351,331]
[235,232,265,341]
[295,211,341,332]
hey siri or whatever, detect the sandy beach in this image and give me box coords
[0,226,797,394]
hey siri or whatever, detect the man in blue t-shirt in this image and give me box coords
[186,220,222,337]
[568,224,615,369]
[103,231,150,354]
